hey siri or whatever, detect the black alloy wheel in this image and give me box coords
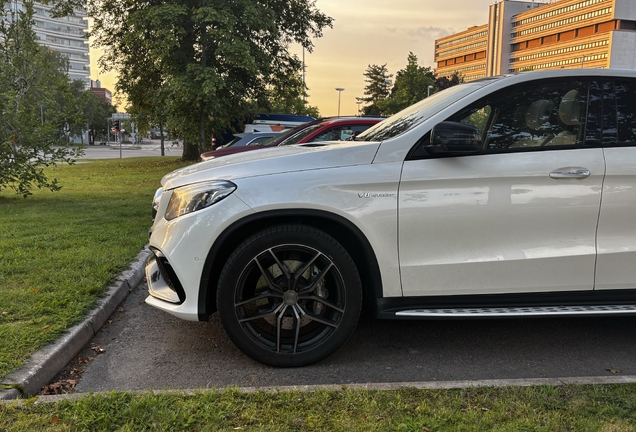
[217,225,362,367]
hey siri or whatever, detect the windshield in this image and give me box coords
[279,124,323,145]
[250,123,312,146]
[356,79,497,141]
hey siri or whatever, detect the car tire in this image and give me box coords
[216,224,362,367]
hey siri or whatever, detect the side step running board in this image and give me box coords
[395,304,636,318]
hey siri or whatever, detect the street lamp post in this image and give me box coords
[335,87,345,117]
[356,99,363,116]
[427,85,434,97]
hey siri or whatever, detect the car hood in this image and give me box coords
[201,143,266,159]
[161,141,381,190]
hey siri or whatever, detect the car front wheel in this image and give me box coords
[216,225,362,367]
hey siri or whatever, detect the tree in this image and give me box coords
[252,69,320,118]
[358,64,392,116]
[0,1,81,197]
[377,52,435,115]
[435,71,465,91]
[89,0,333,160]
[56,78,91,144]
[84,93,116,145]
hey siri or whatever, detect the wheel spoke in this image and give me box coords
[254,256,284,294]
[238,303,284,323]
[298,262,333,295]
[276,305,289,353]
[267,248,292,286]
[297,304,339,328]
[297,295,345,313]
[235,291,282,308]
[292,305,301,353]
[292,251,322,287]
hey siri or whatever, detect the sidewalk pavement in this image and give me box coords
[0,248,151,400]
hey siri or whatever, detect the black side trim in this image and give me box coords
[197,209,383,321]
[375,289,636,319]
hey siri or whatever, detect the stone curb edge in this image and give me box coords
[4,375,636,405]
[0,247,151,400]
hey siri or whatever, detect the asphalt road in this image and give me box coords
[77,141,183,159]
[63,280,636,392]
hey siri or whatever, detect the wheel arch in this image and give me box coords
[197,209,383,320]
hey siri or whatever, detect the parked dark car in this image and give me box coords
[200,117,384,161]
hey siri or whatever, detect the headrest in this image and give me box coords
[526,100,554,130]
[558,90,582,126]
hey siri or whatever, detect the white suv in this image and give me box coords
[147,69,636,367]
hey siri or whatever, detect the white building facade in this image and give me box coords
[5,1,90,85]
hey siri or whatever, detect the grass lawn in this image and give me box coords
[2,385,636,431]
[0,157,190,381]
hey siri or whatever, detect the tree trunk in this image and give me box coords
[159,121,165,156]
[199,105,206,154]
[181,140,200,161]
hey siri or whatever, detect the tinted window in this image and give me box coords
[279,125,323,145]
[249,136,275,145]
[449,79,589,150]
[614,79,636,145]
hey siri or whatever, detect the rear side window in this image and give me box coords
[614,80,636,145]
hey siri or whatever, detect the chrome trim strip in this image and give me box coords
[395,305,636,317]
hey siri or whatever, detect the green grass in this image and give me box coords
[2,385,636,431]
[0,157,191,381]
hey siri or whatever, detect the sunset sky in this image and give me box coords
[90,0,501,116]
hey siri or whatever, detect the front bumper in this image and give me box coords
[144,193,255,322]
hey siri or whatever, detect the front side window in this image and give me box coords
[449,79,589,151]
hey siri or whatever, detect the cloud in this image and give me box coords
[404,26,455,41]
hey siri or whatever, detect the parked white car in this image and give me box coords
[146,69,636,367]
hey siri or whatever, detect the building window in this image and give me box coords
[511,8,613,38]
[511,40,609,63]
[512,0,610,27]
[437,41,487,58]
[510,53,608,72]
[436,31,488,49]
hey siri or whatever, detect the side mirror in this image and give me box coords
[427,121,482,154]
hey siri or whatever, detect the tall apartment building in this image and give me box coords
[435,0,636,81]
[5,1,90,85]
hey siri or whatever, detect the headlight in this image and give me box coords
[164,180,236,221]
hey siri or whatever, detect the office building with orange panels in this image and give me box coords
[435,0,636,81]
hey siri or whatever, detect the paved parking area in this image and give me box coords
[61,280,636,393]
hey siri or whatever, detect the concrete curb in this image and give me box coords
[5,375,636,405]
[0,247,151,400]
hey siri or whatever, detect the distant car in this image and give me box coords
[217,132,282,149]
[244,113,315,133]
[200,117,384,160]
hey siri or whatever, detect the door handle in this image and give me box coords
[549,168,591,179]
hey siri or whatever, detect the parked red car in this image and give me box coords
[200,117,384,161]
